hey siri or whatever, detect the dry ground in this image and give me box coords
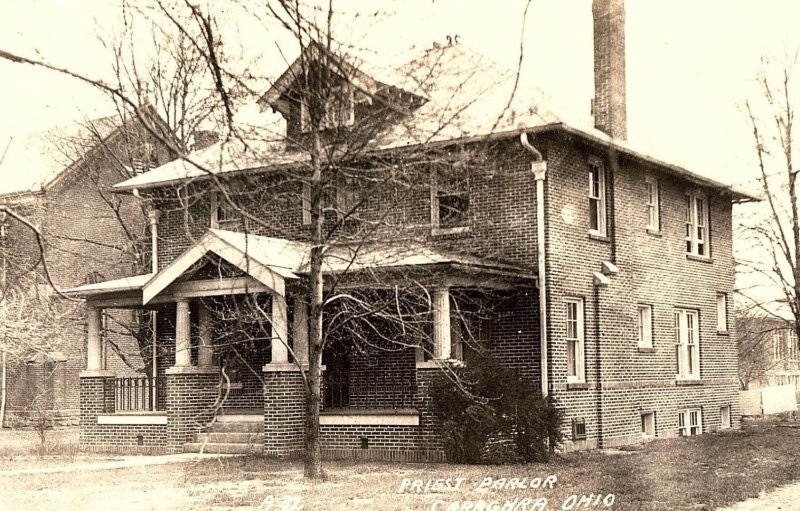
[1,418,799,511]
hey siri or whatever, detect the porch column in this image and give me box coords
[174,299,191,367]
[86,307,103,371]
[271,294,289,364]
[197,305,214,367]
[293,298,309,364]
[432,288,452,360]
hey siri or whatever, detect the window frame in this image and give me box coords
[645,176,660,232]
[675,308,700,380]
[565,298,586,383]
[686,192,710,257]
[637,304,654,348]
[716,293,728,333]
[431,166,470,235]
[678,408,702,436]
[588,160,607,236]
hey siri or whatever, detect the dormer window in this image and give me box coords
[300,83,355,132]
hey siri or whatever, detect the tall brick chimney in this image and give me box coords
[592,0,627,140]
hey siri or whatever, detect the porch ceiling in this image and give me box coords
[65,229,535,305]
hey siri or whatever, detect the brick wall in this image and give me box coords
[542,133,740,448]
[263,370,305,458]
[165,370,219,452]
[142,129,741,454]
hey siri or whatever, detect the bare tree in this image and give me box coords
[0,0,536,478]
[740,52,800,360]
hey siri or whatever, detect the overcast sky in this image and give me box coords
[2,0,800,186]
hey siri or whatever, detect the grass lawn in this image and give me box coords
[1,418,799,510]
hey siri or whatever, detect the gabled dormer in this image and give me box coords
[257,41,426,144]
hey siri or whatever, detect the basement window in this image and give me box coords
[720,405,731,430]
[572,417,587,441]
[678,408,702,436]
[641,412,655,439]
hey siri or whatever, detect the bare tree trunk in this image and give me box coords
[304,127,325,479]
[0,350,6,428]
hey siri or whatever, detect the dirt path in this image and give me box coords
[0,453,228,476]
[717,480,800,511]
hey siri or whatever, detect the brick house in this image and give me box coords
[0,108,170,426]
[68,0,758,458]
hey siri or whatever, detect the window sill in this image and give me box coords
[717,330,730,336]
[431,226,470,237]
[416,359,464,369]
[646,228,662,237]
[686,254,713,264]
[637,347,656,354]
[588,231,610,243]
[567,382,590,390]
[675,378,703,386]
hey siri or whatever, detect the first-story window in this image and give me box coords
[686,192,710,257]
[566,298,585,383]
[716,293,728,332]
[431,166,469,233]
[678,408,702,436]
[637,304,653,348]
[588,160,606,235]
[675,308,700,379]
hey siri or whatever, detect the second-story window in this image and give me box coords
[675,308,700,380]
[431,166,469,233]
[645,177,660,232]
[686,192,710,257]
[588,160,606,236]
[210,192,238,230]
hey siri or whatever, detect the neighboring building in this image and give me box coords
[69,0,758,458]
[0,108,171,426]
[738,314,800,391]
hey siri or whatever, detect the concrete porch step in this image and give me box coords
[215,414,262,423]
[183,442,261,454]
[207,420,262,433]
[196,432,264,444]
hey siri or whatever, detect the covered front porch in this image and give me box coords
[68,229,537,459]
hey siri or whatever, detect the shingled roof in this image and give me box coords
[111,42,760,202]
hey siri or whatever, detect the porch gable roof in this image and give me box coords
[142,229,304,304]
[65,229,534,304]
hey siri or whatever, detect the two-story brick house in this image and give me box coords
[0,108,171,426]
[68,0,758,458]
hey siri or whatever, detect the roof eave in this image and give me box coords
[110,121,760,203]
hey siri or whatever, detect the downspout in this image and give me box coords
[520,133,549,397]
[148,209,160,410]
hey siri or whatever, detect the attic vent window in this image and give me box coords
[131,142,158,175]
[301,83,355,132]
